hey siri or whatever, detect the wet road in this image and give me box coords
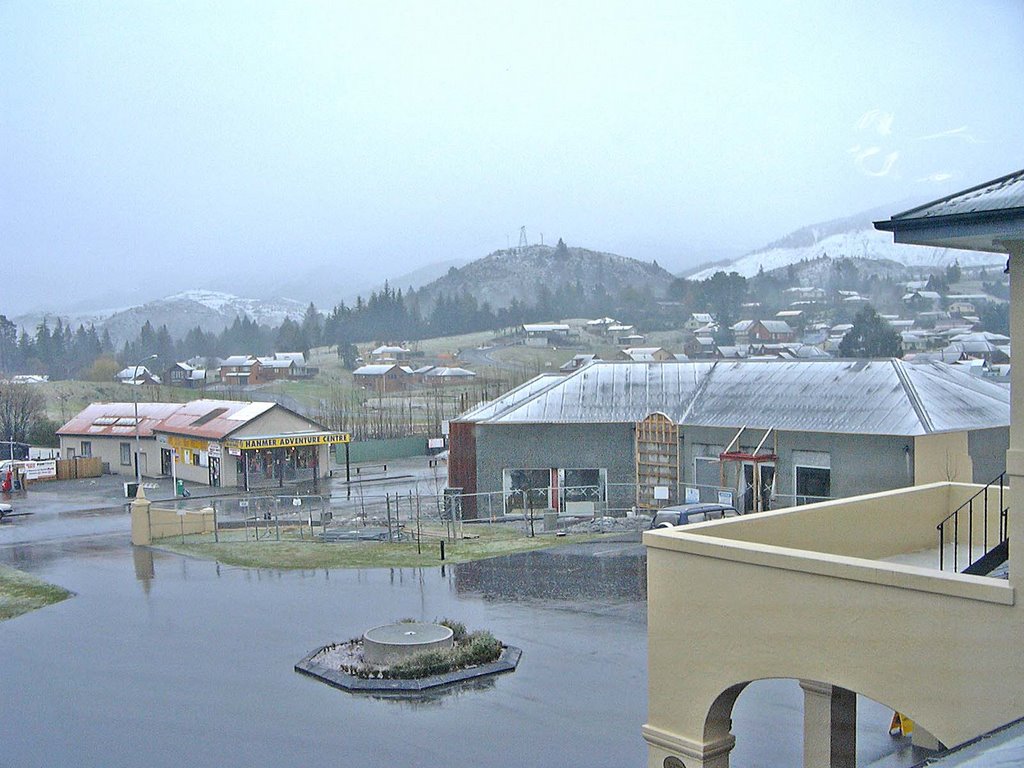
[0,479,925,767]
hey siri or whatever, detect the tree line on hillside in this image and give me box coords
[1,256,1008,380]
[0,315,115,381]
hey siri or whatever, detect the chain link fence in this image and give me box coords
[148,478,832,545]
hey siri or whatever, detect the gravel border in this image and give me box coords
[295,644,522,694]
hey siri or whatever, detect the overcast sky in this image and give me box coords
[3,1,1023,315]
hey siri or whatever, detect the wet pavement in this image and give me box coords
[0,475,928,767]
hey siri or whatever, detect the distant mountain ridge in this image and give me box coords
[13,290,308,347]
[413,243,675,311]
[686,204,1005,281]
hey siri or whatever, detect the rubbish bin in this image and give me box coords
[175,479,185,497]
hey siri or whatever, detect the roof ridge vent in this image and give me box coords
[892,359,934,434]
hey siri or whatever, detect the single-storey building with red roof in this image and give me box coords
[57,399,349,490]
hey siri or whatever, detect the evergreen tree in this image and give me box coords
[300,303,323,349]
[838,306,902,358]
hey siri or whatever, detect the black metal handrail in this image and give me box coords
[937,472,1008,572]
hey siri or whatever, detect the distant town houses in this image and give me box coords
[555,295,1011,375]
[619,347,675,363]
[115,365,161,385]
[370,345,412,362]
[520,323,572,347]
[165,361,206,388]
[683,312,714,331]
[559,353,600,373]
[5,374,49,385]
[352,362,476,392]
[111,352,319,389]
[215,352,316,386]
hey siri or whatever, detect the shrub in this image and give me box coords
[344,625,504,680]
[439,618,467,642]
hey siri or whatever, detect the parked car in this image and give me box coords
[649,502,741,529]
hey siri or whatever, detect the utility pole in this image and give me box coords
[132,354,157,491]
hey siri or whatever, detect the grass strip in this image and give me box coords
[0,565,73,621]
[156,528,606,569]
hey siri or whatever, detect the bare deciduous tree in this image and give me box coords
[0,382,46,457]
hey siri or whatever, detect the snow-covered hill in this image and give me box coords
[414,244,674,311]
[687,208,1005,281]
[13,290,307,346]
[162,290,307,326]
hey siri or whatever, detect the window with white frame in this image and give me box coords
[692,444,724,503]
[80,441,92,458]
[503,468,552,511]
[120,442,131,466]
[559,468,607,506]
[793,450,831,504]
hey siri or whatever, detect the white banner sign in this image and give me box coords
[21,460,57,480]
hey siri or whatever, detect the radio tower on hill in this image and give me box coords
[518,226,528,254]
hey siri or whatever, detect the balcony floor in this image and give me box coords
[880,542,1007,578]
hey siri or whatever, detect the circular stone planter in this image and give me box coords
[362,622,453,666]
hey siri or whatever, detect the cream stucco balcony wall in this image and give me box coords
[643,482,1019,768]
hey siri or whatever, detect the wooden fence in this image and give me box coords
[55,457,103,480]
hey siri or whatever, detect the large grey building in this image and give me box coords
[448,359,1009,518]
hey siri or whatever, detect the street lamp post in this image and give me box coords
[133,354,158,491]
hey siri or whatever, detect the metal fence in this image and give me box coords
[453,481,832,520]
[153,488,461,544]
[149,479,833,545]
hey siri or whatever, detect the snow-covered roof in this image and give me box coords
[522,323,570,333]
[622,347,668,362]
[952,331,1011,344]
[353,364,403,376]
[221,355,255,367]
[759,320,793,334]
[115,367,160,384]
[457,360,1009,436]
[257,357,293,369]
[559,354,599,372]
[425,366,476,378]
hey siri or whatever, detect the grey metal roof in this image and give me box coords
[456,373,565,422]
[893,169,1024,221]
[876,169,1024,253]
[458,360,1008,436]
